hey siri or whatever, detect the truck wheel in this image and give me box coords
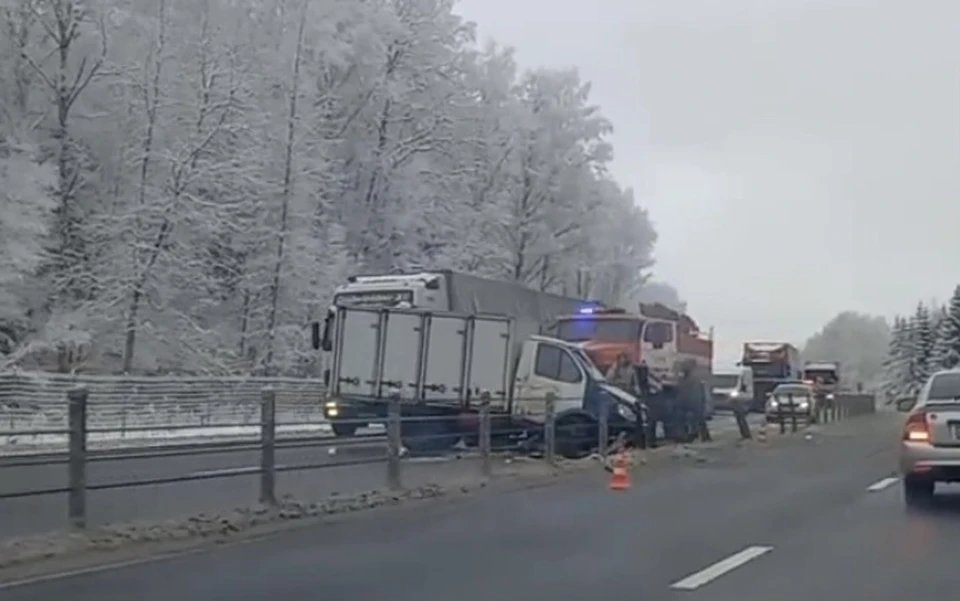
[401,417,459,454]
[331,422,359,437]
[554,414,597,460]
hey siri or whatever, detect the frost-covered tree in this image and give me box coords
[0,130,55,355]
[0,0,661,374]
[633,281,686,313]
[802,311,890,391]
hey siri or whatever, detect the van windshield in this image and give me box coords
[571,347,607,382]
[556,318,641,343]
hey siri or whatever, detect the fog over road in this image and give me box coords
[3,413,940,601]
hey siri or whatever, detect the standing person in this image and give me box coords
[605,353,648,449]
[606,352,638,394]
[677,360,711,442]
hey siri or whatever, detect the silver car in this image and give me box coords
[896,369,960,506]
[765,382,819,423]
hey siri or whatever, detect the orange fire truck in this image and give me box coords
[553,303,713,392]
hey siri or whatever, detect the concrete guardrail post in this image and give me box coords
[259,387,277,505]
[386,393,402,490]
[790,398,799,433]
[67,386,88,529]
[479,391,492,478]
[544,392,557,466]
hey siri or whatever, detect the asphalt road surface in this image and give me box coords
[0,415,754,539]
[1,412,931,601]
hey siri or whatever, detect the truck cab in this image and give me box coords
[802,361,840,397]
[553,304,713,389]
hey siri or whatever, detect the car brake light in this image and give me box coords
[903,411,930,442]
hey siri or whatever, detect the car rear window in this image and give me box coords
[927,373,960,401]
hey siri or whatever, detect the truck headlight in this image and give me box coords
[826,393,835,400]
[798,400,809,409]
[768,400,778,408]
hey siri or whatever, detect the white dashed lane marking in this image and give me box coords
[670,545,774,590]
[866,477,899,492]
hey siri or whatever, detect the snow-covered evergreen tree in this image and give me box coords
[936,285,960,370]
[907,303,935,393]
[930,303,949,372]
[882,315,910,400]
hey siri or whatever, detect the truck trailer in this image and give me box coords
[312,305,642,457]
[315,270,592,356]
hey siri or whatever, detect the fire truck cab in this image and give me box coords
[553,303,713,390]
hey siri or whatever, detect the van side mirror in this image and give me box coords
[739,383,747,393]
[895,397,917,413]
[310,322,321,350]
[320,312,334,351]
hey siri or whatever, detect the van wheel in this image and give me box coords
[903,476,935,509]
[401,416,459,454]
[554,414,597,460]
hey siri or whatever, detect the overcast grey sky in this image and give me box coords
[456,0,960,368]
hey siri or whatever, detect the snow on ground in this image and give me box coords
[0,400,350,455]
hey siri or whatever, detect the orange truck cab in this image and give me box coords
[553,303,713,390]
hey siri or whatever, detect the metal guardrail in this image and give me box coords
[0,389,645,530]
[0,387,877,533]
[766,393,876,433]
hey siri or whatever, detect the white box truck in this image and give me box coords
[314,270,590,357]
[313,305,642,458]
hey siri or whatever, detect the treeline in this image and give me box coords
[0,0,656,375]
[882,285,960,399]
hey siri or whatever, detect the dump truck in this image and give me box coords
[312,305,643,457]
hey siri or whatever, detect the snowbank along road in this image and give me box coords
[0,412,909,600]
[0,413,761,539]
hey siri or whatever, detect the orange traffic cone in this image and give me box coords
[609,450,631,491]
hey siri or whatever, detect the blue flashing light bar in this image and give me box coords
[578,307,596,314]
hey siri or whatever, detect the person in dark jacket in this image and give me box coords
[635,359,651,399]
[606,352,638,394]
[676,360,711,442]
